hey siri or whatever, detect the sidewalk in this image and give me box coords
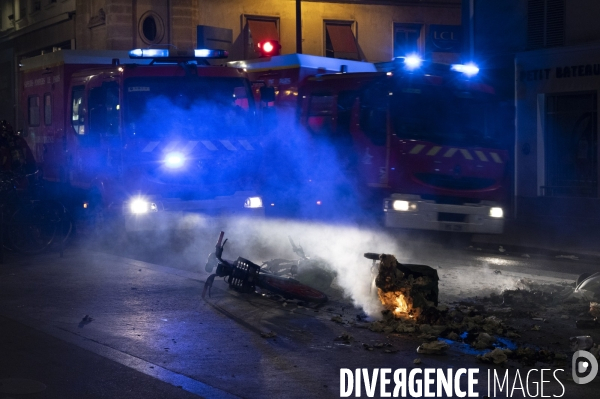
[472,216,600,261]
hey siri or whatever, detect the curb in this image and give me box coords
[470,237,600,264]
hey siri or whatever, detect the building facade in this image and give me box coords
[469,0,600,231]
[0,0,461,125]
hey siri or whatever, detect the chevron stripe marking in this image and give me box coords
[220,140,237,151]
[459,149,473,160]
[238,140,254,150]
[185,141,199,152]
[426,146,442,156]
[163,141,180,152]
[443,148,458,157]
[490,152,502,163]
[142,141,160,152]
[475,150,489,162]
[409,144,425,154]
[201,141,218,151]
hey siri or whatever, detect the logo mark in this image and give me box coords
[572,350,598,384]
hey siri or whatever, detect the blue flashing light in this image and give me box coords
[129,48,170,58]
[195,49,212,57]
[194,49,228,58]
[451,62,480,77]
[404,54,423,70]
[164,152,185,169]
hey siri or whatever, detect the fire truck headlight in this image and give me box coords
[392,200,410,211]
[244,197,263,208]
[164,152,185,169]
[489,207,504,218]
[129,198,158,214]
[130,199,150,214]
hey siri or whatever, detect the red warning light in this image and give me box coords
[257,40,281,57]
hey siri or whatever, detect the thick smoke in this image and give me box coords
[91,78,539,318]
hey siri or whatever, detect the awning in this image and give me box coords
[326,24,359,60]
[247,19,279,44]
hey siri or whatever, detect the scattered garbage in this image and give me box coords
[260,331,277,339]
[78,315,93,328]
[570,336,593,351]
[413,358,422,364]
[416,341,449,355]
[472,333,495,350]
[498,246,506,253]
[478,348,510,364]
[334,333,353,344]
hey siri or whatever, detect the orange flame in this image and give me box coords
[378,289,413,318]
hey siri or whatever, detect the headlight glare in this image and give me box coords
[130,199,150,214]
[489,207,503,218]
[165,152,185,168]
[393,200,410,211]
[244,197,263,208]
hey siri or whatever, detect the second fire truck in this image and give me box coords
[236,54,510,233]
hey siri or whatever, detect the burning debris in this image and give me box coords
[358,258,598,366]
[373,254,439,320]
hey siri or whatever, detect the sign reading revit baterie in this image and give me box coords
[519,63,600,82]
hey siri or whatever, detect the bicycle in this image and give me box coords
[0,170,72,255]
[203,231,328,304]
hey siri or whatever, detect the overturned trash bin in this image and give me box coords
[366,253,439,320]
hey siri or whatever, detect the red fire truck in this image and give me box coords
[237,54,509,233]
[19,48,266,231]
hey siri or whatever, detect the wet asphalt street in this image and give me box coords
[1,215,599,398]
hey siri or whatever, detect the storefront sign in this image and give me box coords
[429,25,462,53]
[519,64,600,81]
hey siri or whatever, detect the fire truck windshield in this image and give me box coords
[124,77,255,139]
[390,84,499,147]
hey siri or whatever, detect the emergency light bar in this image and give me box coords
[194,49,228,58]
[129,48,228,59]
[451,63,480,77]
[129,49,170,58]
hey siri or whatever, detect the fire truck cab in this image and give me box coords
[235,54,509,232]
[20,49,265,231]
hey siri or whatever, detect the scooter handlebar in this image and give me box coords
[364,253,380,261]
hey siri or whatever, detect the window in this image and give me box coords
[544,92,598,197]
[325,21,359,60]
[71,86,85,135]
[44,93,52,125]
[306,94,335,135]
[138,11,164,44]
[245,17,279,58]
[527,0,565,49]
[33,1,41,12]
[89,82,120,136]
[28,96,40,126]
[394,24,422,57]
